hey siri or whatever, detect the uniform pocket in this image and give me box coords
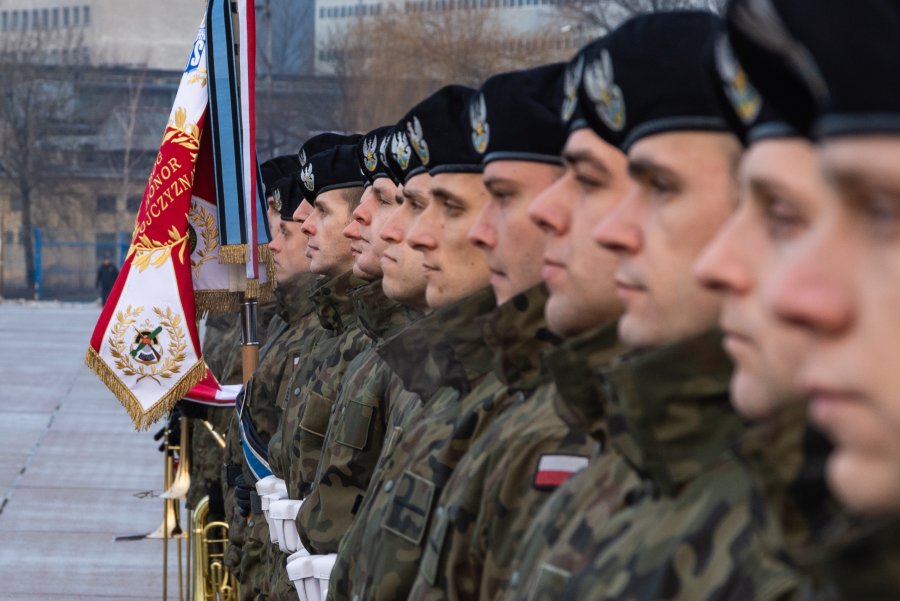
[299,391,333,438]
[381,470,436,546]
[334,397,375,451]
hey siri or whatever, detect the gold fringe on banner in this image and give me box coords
[194,285,275,317]
[84,348,207,431]
[217,244,271,265]
[245,278,260,299]
[194,290,241,315]
[218,244,247,265]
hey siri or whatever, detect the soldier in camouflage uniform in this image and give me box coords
[221,154,304,581]
[329,85,523,601]
[407,65,613,601]
[265,140,379,600]
[295,126,428,557]
[513,13,808,599]
[719,1,900,597]
[230,170,326,601]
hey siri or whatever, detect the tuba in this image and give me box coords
[192,496,240,601]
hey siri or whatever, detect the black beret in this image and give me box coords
[726,0,900,140]
[261,154,301,195]
[471,63,568,166]
[577,11,734,152]
[357,126,394,185]
[397,84,481,176]
[384,127,424,185]
[298,132,362,168]
[709,31,798,146]
[299,144,366,205]
[276,175,305,221]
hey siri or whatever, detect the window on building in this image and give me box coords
[2,12,7,32]
[3,231,14,246]
[73,6,80,26]
[63,7,69,26]
[32,9,39,29]
[21,10,28,30]
[83,5,90,26]
[96,195,116,213]
[52,8,59,27]
[126,196,142,213]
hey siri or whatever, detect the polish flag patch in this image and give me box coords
[533,454,589,490]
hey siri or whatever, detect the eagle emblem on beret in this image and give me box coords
[298,148,307,167]
[406,117,430,165]
[584,49,626,132]
[562,55,585,122]
[392,131,412,171]
[363,135,379,172]
[714,37,762,125]
[269,187,282,212]
[378,135,390,167]
[470,93,490,154]
[301,164,315,192]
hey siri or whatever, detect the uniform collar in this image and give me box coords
[275,272,321,326]
[546,318,624,441]
[604,329,737,496]
[352,280,422,343]
[480,284,561,395]
[378,286,497,401]
[311,271,368,333]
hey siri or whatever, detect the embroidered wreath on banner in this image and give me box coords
[128,226,190,273]
[188,201,219,278]
[109,305,187,384]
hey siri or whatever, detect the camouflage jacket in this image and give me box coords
[296,283,422,555]
[556,330,805,601]
[239,272,323,485]
[494,319,636,601]
[268,271,369,499]
[407,284,599,601]
[329,286,515,601]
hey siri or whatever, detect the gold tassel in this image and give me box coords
[194,290,241,315]
[218,244,247,265]
[84,348,207,431]
[218,243,272,265]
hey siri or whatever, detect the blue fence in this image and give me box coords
[32,227,130,300]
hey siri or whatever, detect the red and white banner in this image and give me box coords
[85,19,213,430]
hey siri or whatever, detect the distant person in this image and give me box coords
[95,257,118,305]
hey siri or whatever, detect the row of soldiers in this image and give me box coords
[177,1,900,600]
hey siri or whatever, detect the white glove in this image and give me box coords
[269,498,305,553]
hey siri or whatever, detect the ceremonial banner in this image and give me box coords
[85,19,212,430]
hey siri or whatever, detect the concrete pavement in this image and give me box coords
[0,301,191,600]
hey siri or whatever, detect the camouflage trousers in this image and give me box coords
[266,538,296,601]
[239,517,270,601]
[224,485,246,580]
